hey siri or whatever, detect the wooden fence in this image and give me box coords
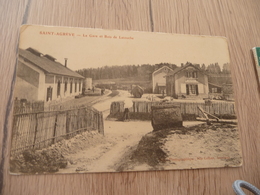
[111,100,236,117]
[11,106,104,157]
[13,98,92,113]
[13,99,44,114]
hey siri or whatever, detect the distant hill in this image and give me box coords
[76,63,177,81]
[76,62,231,86]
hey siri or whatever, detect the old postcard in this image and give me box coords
[10,25,242,174]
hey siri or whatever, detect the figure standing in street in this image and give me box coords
[123,98,132,121]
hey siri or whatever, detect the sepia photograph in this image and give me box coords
[10,25,242,174]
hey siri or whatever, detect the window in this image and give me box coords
[189,85,196,94]
[212,88,218,93]
[64,82,67,93]
[57,81,61,97]
[70,82,73,93]
[193,71,197,78]
[47,87,53,101]
[186,71,198,78]
[75,83,77,92]
[79,82,81,92]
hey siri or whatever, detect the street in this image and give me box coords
[58,90,153,173]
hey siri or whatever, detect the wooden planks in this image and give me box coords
[10,107,104,157]
[1,0,260,194]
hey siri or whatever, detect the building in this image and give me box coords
[14,48,84,102]
[165,63,209,98]
[152,66,174,94]
[84,78,93,90]
[208,82,222,94]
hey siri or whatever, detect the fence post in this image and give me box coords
[52,113,58,144]
[98,111,104,135]
[33,113,38,149]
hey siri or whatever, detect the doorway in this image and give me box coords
[46,87,53,101]
[186,84,198,95]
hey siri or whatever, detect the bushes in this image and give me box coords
[10,148,67,173]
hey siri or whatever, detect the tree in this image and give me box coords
[206,63,221,74]
[201,64,206,70]
[214,63,221,74]
[222,63,231,74]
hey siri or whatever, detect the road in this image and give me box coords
[59,90,153,173]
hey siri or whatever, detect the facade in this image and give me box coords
[166,63,209,98]
[14,48,84,102]
[152,66,173,94]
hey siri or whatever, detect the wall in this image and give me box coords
[153,67,173,93]
[13,77,38,101]
[44,76,83,102]
[175,68,208,96]
[15,59,46,101]
[153,72,167,93]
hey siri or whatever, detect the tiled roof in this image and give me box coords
[19,48,84,79]
[166,63,208,77]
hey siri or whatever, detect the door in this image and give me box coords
[46,87,53,101]
[186,85,189,95]
[186,84,198,95]
[57,81,61,97]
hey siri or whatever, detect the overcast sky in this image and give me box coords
[19,25,230,71]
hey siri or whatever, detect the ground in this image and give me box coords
[55,90,242,173]
[58,120,152,173]
[115,123,242,172]
[12,90,241,173]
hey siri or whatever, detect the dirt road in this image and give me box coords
[92,90,132,113]
[59,90,153,173]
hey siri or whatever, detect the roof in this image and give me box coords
[152,66,173,76]
[19,48,84,79]
[165,63,208,77]
[208,82,222,88]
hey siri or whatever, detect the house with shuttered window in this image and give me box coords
[14,47,84,102]
[165,63,209,99]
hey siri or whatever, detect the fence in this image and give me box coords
[110,100,236,117]
[13,98,82,114]
[11,106,104,157]
[13,99,44,114]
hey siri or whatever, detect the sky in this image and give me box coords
[19,25,230,71]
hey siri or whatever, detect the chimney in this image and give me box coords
[64,58,68,67]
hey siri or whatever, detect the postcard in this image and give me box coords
[10,25,242,174]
